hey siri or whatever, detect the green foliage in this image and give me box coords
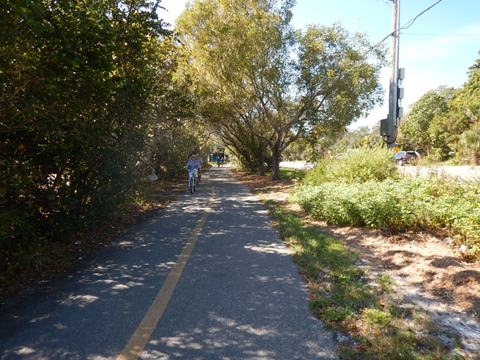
[427,76,477,161]
[266,202,460,359]
[398,88,453,153]
[329,125,384,157]
[304,147,398,185]
[267,203,374,324]
[293,177,480,257]
[400,56,480,164]
[278,168,306,181]
[0,1,196,272]
[456,122,480,165]
[378,273,394,293]
[137,37,204,179]
[176,0,385,179]
[363,308,393,328]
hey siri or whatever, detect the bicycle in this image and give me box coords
[188,168,198,194]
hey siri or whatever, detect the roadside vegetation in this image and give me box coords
[0,1,206,295]
[292,148,480,259]
[0,178,183,296]
[397,56,480,165]
[238,166,468,359]
[267,203,464,359]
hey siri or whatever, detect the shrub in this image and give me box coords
[456,123,480,165]
[292,177,480,256]
[304,147,398,185]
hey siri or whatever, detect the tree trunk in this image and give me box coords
[271,145,281,180]
[258,149,265,176]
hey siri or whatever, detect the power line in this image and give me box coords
[377,0,444,44]
[399,0,443,31]
[401,32,480,37]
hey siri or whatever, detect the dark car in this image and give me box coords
[394,150,420,166]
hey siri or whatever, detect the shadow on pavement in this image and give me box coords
[0,168,337,359]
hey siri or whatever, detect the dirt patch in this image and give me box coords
[322,227,480,319]
[234,171,480,358]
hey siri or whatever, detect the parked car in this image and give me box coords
[394,150,421,166]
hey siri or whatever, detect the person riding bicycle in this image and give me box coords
[186,153,197,177]
[192,153,202,182]
[186,153,199,193]
[186,153,202,181]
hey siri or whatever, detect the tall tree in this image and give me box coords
[429,59,480,161]
[398,87,454,153]
[177,0,384,179]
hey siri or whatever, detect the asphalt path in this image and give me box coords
[0,168,337,360]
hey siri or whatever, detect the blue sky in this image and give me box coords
[160,0,480,129]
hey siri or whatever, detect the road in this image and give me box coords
[279,161,315,170]
[0,168,337,360]
[398,165,480,181]
[281,160,480,182]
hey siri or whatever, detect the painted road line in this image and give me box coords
[116,189,216,360]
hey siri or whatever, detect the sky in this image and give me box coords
[159,0,480,130]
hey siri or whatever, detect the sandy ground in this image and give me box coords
[324,226,480,356]
[235,171,480,358]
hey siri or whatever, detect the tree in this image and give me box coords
[176,0,385,179]
[468,51,480,75]
[457,122,480,165]
[329,125,384,156]
[138,37,205,179]
[398,87,453,153]
[429,61,480,161]
[0,0,171,248]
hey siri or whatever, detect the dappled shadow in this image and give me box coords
[0,186,215,359]
[321,227,480,309]
[0,168,337,359]
[430,256,462,269]
[383,250,418,270]
[143,311,332,360]
[317,225,480,356]
[226,170,480,357]
[134,168,336,359]
[451,269,480,285]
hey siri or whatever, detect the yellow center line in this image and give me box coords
[116,188,216,360]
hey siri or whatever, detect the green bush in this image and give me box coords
[292,177,480,256]
[456,123,480,165]
[304,147,398,185]
[0,2,187,274]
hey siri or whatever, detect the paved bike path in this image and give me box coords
[0,168,337,360]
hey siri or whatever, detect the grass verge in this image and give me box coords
[265,202,464,359]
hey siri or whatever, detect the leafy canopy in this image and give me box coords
[176,0,385,178]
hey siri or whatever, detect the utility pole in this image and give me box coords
[381,0,401,148]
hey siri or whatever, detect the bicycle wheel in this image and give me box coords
[189,176,194,194]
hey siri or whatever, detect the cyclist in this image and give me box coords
[193,153,203,182]
[186,153,198,193]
